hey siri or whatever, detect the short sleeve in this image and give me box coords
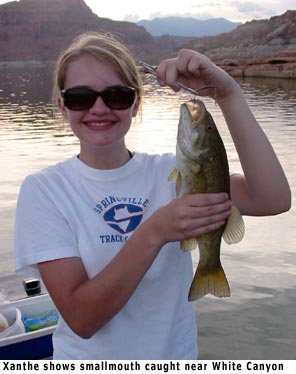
[14,175,79,278]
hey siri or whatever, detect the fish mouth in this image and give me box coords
[185,100,205,123]
[177,100,206,160]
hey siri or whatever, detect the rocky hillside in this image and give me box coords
[0,0,160,62]
[180,10,296,78]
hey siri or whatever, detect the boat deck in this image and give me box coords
[0,274,47,301]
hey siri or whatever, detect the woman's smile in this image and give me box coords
[83,120,116,130]
[86,122,113,127]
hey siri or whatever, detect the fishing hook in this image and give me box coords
[137,60,217,97]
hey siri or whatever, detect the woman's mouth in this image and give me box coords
[84,121,115,129]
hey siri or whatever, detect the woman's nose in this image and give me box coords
[89,96,111,114]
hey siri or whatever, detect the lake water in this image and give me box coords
[0,65,295,359]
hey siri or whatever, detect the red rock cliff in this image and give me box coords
[0,0,159,62]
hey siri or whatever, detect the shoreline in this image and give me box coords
[0,60,55,68]
[0,60,295,79]
[218,64,296,79]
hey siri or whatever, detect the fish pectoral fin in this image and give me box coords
[168,168,179,182]
[180,238,198,252]
[188,265,231,301]
[168,168,182,195]
[223,204,245,244]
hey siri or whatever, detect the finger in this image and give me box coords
[157,59,180,90]
[187,53,211,77]
[179,206,231,238]
[176,50,202,78]
[183,218,227,240]
[194,219,227,236]
[190,200,232,219]
[164,62,180,90]
[175,50,192,76]
[183,192,230,207]
[192,208,231,229]
[156,59,169,86]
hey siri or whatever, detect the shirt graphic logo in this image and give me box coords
[103,204,143,234]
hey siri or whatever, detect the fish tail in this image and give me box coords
[188,265,231,301]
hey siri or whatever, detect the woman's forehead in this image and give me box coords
[63,55,124,88]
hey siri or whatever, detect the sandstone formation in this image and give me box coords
[181,10,296,78]
[0,0,160,62]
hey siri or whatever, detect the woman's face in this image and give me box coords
[59,54,139,159]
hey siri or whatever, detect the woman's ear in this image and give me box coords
[132,94,141,117]
[57,97,68,119]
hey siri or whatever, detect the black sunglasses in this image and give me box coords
[60,85,136,111]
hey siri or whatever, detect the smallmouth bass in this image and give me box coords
[169,99,245,301]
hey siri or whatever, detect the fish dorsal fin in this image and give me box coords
[223,205,245,244]
[181,238,198,252]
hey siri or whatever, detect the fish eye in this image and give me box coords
[207,125,213,130]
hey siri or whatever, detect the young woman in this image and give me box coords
[14,32,291,359]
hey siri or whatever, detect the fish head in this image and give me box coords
[177,99,221,160]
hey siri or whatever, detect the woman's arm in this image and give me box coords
[220,88,291,216]
[156,49,291,216]
[38,192,231,339]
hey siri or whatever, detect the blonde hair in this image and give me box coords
[52,32,142,105]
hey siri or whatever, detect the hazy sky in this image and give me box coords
[0,0,295,22]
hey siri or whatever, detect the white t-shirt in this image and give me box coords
[14,152,197,359]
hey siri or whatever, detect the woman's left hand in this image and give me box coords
[156,49,240,101]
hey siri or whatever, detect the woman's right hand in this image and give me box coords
[150,192,232,247]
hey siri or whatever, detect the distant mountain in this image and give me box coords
[137,17,242,37]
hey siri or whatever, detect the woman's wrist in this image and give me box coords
[216,79,242,108]
[135,212,167,254]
